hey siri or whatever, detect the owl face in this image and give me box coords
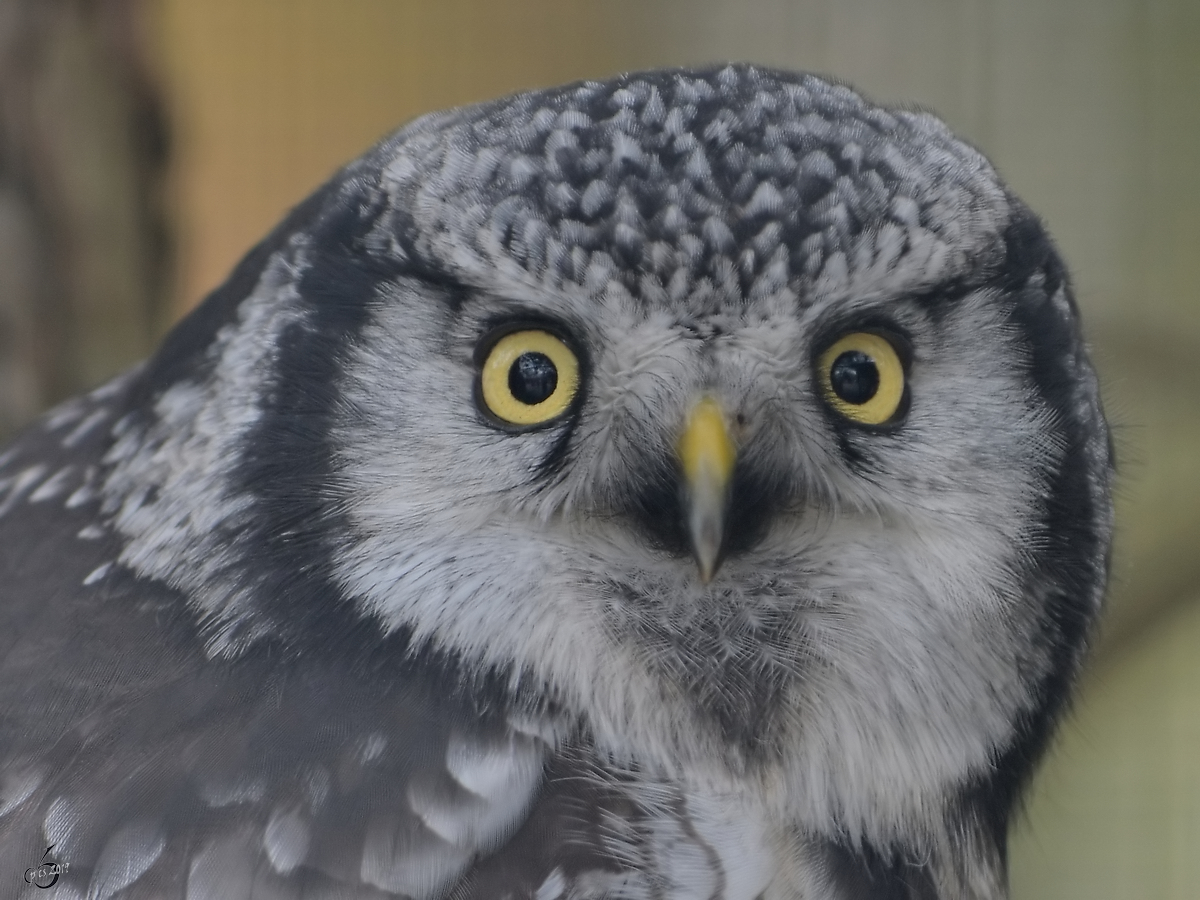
[327,242,1056,833]
[98,66,1111,848]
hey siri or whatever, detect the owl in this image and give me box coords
[0,65,1112,899]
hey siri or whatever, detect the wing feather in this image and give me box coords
[0,404,557,900]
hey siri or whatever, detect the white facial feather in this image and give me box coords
[328,259,1061,862]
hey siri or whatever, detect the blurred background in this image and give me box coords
[0,1,1196,895]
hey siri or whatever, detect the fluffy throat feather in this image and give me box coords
[596,573,815,762]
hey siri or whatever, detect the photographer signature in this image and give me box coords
[24,845,68,890]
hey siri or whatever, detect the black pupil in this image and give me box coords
[830,350,880,405]
[509,352,558,405]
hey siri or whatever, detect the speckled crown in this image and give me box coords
[369,64,1011,307]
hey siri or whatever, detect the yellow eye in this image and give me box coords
[479,330,580,427]
[818,332,907,425]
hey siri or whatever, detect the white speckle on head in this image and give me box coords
[88,821,166,900]
[83,562,113,586]
[87,365,142,402]
[66,478,99,510]
[263,806,311,874]
[391,733,544,865]
[304,767,331,809]
[187,835,256,900]
[29,465,76,503]
[43,398,88,432]
[43,796,82,861]
[444,731,543,804]
[743,181,784,218]
[360,815,471,897]
[505,714,561,747]
[0,464,47,517]
[197,777,266,809]
[61,409,110,449]
[407,783,469,847]
[0,767,43,817]
[359,732,388,763]
[76,524,106,541]
[535,867,567,900]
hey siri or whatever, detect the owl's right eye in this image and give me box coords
[478,329,580,427]
[817,331,908,426]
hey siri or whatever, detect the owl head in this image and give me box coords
[102,64,1111,857]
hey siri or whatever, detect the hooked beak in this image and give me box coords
[677,396,737,583]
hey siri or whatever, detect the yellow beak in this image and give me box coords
[677,396,737,583]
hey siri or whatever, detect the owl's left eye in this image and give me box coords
[817,331,908,426]
[479,329,580,427]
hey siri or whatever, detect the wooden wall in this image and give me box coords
[0,0,170,437]
[158,0,646,313]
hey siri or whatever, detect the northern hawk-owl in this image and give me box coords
[0,65,1112,899]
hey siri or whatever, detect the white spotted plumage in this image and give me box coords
[0,64,1111,899]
